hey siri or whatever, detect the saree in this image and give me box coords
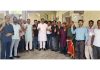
[67,40,75,58]
[67,28,75,58]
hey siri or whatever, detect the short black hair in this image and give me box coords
[53,20,56,23]
[44,21,48,24]
[34,20,37,22]
[89,20,94,24]
[41,18,44,20]
[38,21,40,23]
[62,22,66,25]
[13,16,17,20]
[27,19,30,20]
[78,20,84,23]
[57,21,61,24]
[48,21,51,23]
[97,20,100,23]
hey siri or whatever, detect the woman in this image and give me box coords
[67,21,76,58]
[18,19,26,52]
[59,22,67,55]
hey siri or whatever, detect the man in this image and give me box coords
[71,20,88,59]
[47,21,52,49]
[85,20,94,59]
[25,19,33,51]
[37,18,47,51]
[0,15,14,59]
[57,21,61,51]
[51,20,59,51]
[92,20,100,59]
[33,20,38,49]
[9,17,21,59]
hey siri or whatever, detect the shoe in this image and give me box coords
[30,49,33,51]
[39,48,41,51]
[43,48,46,51]
[36,47,38,49]
[26,50,29,52]
[59,51,63,54]
[9,57,14,59]
[14,56,20,58]
[64,53,67,56]
[54,50,58,52]
[51,49,54,51]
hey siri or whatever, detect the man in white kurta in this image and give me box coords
[38,18,47,50]
[25,19,33,51]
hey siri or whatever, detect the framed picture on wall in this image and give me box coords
[62,12,70,22]
[71,13,83,23]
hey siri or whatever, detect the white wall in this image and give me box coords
[28,12,40,24]
[83,11,100,27]
[56,11,67,22]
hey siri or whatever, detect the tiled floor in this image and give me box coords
[18,49,71,59]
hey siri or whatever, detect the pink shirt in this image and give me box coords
[20,31,25,37]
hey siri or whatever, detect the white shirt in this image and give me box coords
[93,29,100,47]
[25,23,33,41]
[47,25,51,34]
[38,23,47,41]
[12,23,21,39]
[87,27,94,46]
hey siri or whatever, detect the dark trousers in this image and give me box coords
[18,36,25,52]
[57,35,60,51]
[33,36,38,49]
[76,40,85,59]
[1,40,11,59]
[93,46,100,59]
[47,34,51,49]
[51,36,58,51]
[60,47,67,55]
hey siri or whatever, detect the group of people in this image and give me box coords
[0,15,100,59]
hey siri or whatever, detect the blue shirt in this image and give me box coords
[71,27,88,41]
[1,23,14,41]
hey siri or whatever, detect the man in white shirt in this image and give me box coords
[38,18,47,51]
[10,17,21,59]
[85,20,94,59]
[92,20,100,59]
[25,19,33,51]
